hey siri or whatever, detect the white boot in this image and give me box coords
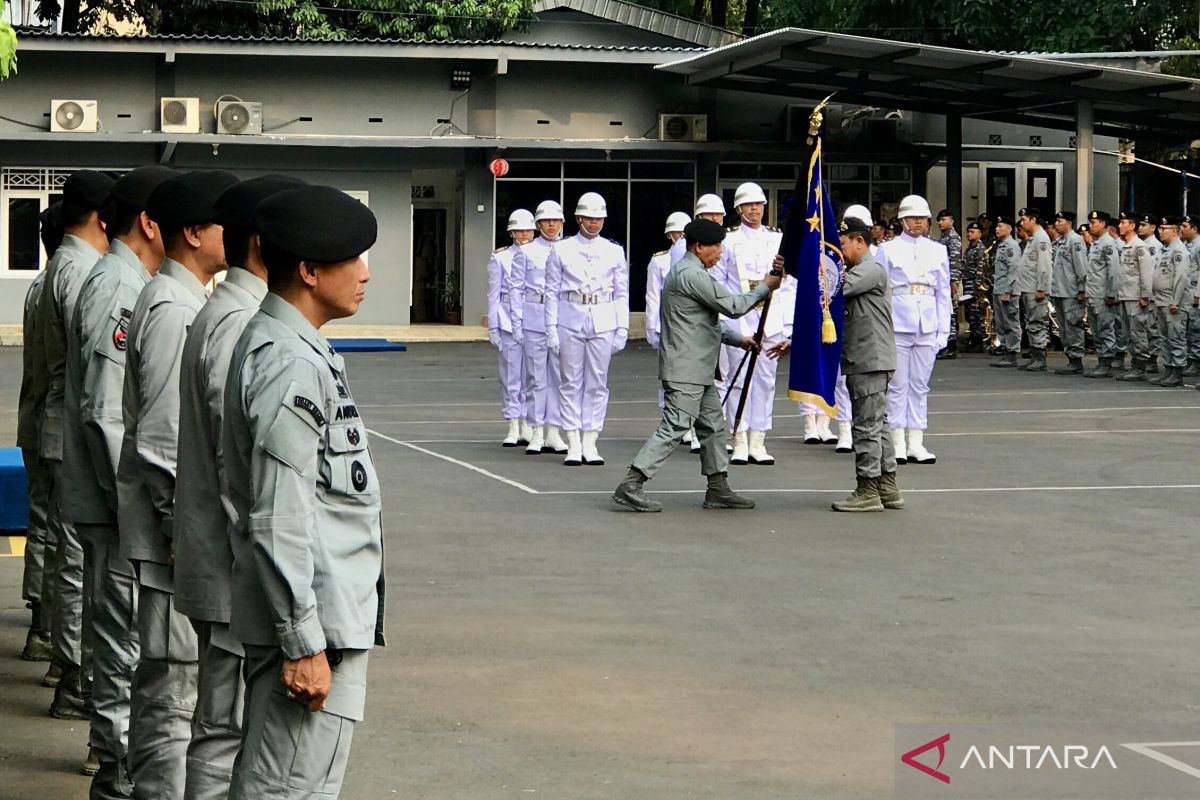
[563,431,582,466]
[803,415,820,444]
[892,427,908,464]
[747,430,774,465]
[545,426,568,454]
[581,431,604,466]
[730,431,749,465]
[518,420,533,445]
[525,425,545,455]
[835,421,853,453]
[907,429,936,464]
[502,418,521,447]
[817,415,838,444]
[689,428,702,453]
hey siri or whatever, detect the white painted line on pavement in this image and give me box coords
[393,428,1200,444]
[538,484,1200,496]
[366,429,540,495]
[1119,742,1200,781]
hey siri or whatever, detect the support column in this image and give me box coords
[945,113,962,222]
[1075,99,1094,219]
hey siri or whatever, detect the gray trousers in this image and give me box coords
[1087,300,1121,361]
[1052,296,1086,359]
[1021,293,1050,349]
[632,380,730,480]
[21,448,55,607]
[846,372,896,479]
[1188,304,1200,362]
[230,646,367,800]
[1156,307,1189,368]
[129,582,199,800]
[48,460,85,671]
[992,294,1021,352]
[185,621,245,800]
[80,524,139,768]
[1121,300,1153,361]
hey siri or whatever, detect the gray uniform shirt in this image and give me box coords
[116,259,208,586]
[840,252,896,376]
[37,234,103,460]
[17,272,49,451]
[1015,228,1052,294]
[1086,232,1121,301]
[1152,239,1191,308]
[175,268,268,624]
[991,238,1021,295]
[1051,230,1088,297]
[658,251,770,386]
[1117,237,1154,301]
[223,293,385,660]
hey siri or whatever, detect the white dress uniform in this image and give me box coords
[719,223,793,448]
[546,231,630,460]
[645,249,672,409]
[877,231,951,458]
[487,244,525,423]
[510,236,563,440]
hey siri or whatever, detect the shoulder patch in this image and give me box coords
[1173,252,1184,263]
[293,395,326,427]
[1038,242,1048,252]
[112,317,129,351]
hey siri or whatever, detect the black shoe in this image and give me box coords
[1085,359,1112,378]
[1160,366,1183,387]
[49,666,88,720]
[990,352,1017,368]
[1054,357,1083,375]
[702,473,755,509]
[611,469,663,512]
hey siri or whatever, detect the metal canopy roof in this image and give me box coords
[657,28,1200,140]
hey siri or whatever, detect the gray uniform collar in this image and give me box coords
[59,233,103,262]
[159,258,210,301]
[222,267,268,301]
[260,292,333,359]
[108,238,152,282]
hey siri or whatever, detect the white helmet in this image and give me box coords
[843,204,873,226]
[507,209,535,231]
[664,211,691,234]
[733,182,767,208]
[534,200,564,222]
[574,191,607,218]
[694,193,725,217]
[897,194,932,219]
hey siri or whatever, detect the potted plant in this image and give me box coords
[442,270,462,325]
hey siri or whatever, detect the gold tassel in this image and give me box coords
[821,307,837,344]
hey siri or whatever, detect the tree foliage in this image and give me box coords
[1,0,17,78]
[37,0,534,40]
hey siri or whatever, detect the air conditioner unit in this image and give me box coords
[160,97,200,134]
[50,99,99,133]
[658,113,707,142]
[216,99,262,135]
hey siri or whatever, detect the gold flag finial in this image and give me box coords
[807,93,836,138]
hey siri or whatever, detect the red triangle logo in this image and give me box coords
[901,733,951,784]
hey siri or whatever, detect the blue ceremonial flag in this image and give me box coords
[783,101,844,415]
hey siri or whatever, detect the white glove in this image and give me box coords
[612,328,628,354]
[548,327,560,355]
[488,329,501,349]
[512,325,524,345]
[646,331,659,350]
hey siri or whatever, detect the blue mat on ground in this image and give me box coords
[0,448,28,532]
[328,338,407,353]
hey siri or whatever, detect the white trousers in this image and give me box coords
[497,331,525,420]
[722,331,785,433]
[522,330,562,428]
[835,372,851,422]
[557,317,615,433]
[887,331,937,430]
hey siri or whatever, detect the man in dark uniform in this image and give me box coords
[612,219,778,513]
[935,209,962,359]
[961,221,986,352]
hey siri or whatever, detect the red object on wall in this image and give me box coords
[489,158,510,178]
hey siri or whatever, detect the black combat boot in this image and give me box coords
[20,601,53,662]
[49,664,88,720]
[831,476,884,512]
[611,467,663,512]
[1145,356,1159,375]
[1116,359,1145,381]
[1019,348,1047,371]
[878,472,905,510]
[1160,366,1183,387]
[990,351,1017,368]
[1084,358,1111,378]
[1054,357,1084,375]
[1182,360,1200,377]
[702,472,755,510]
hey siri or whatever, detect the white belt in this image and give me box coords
[524,290,545,304]
[894,284,933,296]
[562,290,613,305]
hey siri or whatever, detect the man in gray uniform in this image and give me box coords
[74,165,175,798]
[831,217,904,513]
[1180,215,1200,381]
[1148,217,1191,387]
[38,170,114,720]
[1015,209,1053,371]
[612,219,777,513]
[118,170,239,800]
[224,186,385,800]
[989,215,1022,368]
[175,175,301,800]
[1084,211,1123,378]
[1050,211,1089,374]
[1115,211,1156,381]
[1138,213,1165,374]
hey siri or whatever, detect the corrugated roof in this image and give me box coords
[531,0,740,48]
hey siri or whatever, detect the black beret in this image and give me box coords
[977,212,994,222]
[1160,214,1182,226]
[1137,212,1160,226]
[1023,207,1042,222]
[63,170,115,210]
[1119,210,1136,221]
[683,218,725,245]
[215,174,306,230]
[110,166,178,208]
[839,216,871,236]
[966,221,981,232]
[1017,207,1029,217]
[935,209,953,219]
[40,201,63,229]
[146,170,240,230]
[1087,210,1109,222]
[1054,210,1076,223]
[1185,215,1200,227]
[994,214,1014,227]
[256,185,378,262]
[1076,224,1088,234]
